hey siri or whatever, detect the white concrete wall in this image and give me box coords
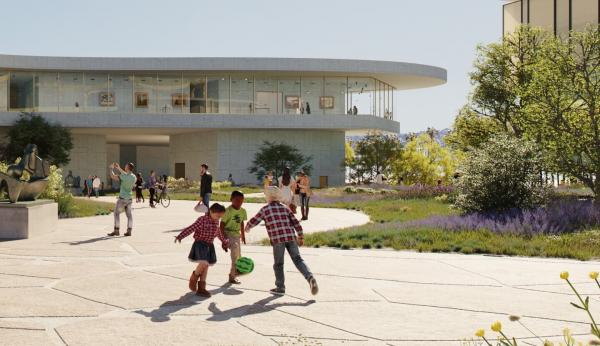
[169,132,217,181]
[106,143,120,183]
[137,146,169,177]
[216,130,345,186]
[62,134,107,185]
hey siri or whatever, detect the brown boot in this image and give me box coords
[107,228,119,236]
[196,281,211,297]
[229,274,241,284]
[123,228,132,237]
[189,271,200,291]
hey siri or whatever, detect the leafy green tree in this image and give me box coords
[3,112,73,166]
[346,132,402,184]
[393,133,458,185]
[248,141,312,181]
[445,106,504,152]
[454,135,549,213]
[344,141,355,166]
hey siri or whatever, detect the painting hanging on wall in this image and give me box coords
[319,96,335,109]
[285,95,300,109]
[171,93,189,107]
[135,92,149,108]
[99,92,115,107]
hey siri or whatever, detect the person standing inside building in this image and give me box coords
[148,170,157,208]
[305,102,311,115]
[107,162,136,237]
[92,175,101,198]
[199,164,213,209]
[353,105,358,115]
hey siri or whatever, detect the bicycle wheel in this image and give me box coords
[161,194,171,208]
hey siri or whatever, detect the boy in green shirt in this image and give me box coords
[220,191,247,284]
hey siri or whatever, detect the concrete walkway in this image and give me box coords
[1,199,599,345]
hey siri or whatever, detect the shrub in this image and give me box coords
[454,135,549,213]
[166,176,231,192]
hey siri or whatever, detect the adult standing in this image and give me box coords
[135,173,145,203]
[278,167,296,211]
[92,175,101,198]
[86,175,93,198]
[148,170,157,208]
[107,163,136,237]
[199,164,213,208]
[297,171,312,220]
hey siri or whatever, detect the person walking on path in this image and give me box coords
[107,163,136,237]
[135,173,145,203]
[198,164,213,209]
[85,175,93,198]
[220,191,247,284]
[245,186,318,296]
[297,171,312,220]
[278,167,297,212]
[148,170,157,208]
[174,203,229,298]
[92,175,101,198]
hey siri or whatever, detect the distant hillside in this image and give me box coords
[347,128,451,146]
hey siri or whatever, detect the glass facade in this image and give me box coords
[0,71,395,118]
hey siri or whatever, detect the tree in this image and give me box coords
[445,106,504,152]
[248,141,312,181]
[346,132,402,184]
[392,133,458,185]
[454,135,549,213]
[2,112,73,166]
[526,26,600,199]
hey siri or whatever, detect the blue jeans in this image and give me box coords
[272,240,312,289]
[201,193,211,207]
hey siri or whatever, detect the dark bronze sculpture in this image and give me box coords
[0,144,50,203]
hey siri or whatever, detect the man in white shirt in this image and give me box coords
[92,175,101,198]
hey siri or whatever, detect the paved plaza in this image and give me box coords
[1,199,599,345]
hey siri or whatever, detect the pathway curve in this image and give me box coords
[0,199,599,345]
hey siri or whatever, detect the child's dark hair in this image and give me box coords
[209,203,226,213]
[230,190,244,200]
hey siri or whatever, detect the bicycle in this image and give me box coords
[154,186,171,208]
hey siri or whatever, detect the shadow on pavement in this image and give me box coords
[60,236,115,245]
[207,294,315,322]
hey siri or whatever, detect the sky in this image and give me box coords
[0,0,501,133]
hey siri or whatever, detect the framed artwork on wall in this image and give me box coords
[285,95,300,109]
[319,96,334,109]
[99,92,115,107]
[135,92,149,108]
[171,93,189,107]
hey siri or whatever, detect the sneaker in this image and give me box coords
[308,277,318,295]
[270,287,285,295]
[229,275,241,284]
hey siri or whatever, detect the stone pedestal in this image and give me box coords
[0,200,58,239]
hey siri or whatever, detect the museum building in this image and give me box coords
[0,55,446,185]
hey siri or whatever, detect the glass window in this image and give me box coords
[133,74,156,113]
[188,75,206,114]
[157,74,184,113]
[207,76,229,114]
[278,78,301,114]
[348,77,374,116]
[37,72,58,112]
[230,75,253,114]
[84,73,109,112]
[572,0,599,31]
[323,77,347,115]
[300,77,323,115]
[0,71,8,111]
[109,74,133,112]
[9,72,37,111]
[255,77,279,114]
[503,1,522,35]
[59,72,84,112]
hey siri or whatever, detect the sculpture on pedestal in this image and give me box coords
[0,144,50,203]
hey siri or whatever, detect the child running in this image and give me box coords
[220,191,248,284]
[245,186,318,295]
[174,203,229,297]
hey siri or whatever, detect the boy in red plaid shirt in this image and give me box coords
[245,186,318,295]
[175,203,228,297]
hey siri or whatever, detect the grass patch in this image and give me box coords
[303,226,600,261]
[313,197,457,223]
[62,198,114,218]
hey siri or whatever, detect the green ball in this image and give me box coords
[236,257,254,274]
